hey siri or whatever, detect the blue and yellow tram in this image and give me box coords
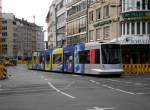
[28,43,124,76]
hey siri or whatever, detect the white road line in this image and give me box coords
[135,93,146,95]
[90,80,96,83]
[102,85,136,95]
[87,106,115,110]
[0,85,2,91]
[90,80,100,84]
[44,79,48,81]
[106,79,121,82]
[41,76,44,79]
[134,83,142,86]
[61,81,75,90]
[72,75,79,77]
[48,81,76,99]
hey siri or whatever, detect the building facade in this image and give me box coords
[46,1,57,49]
[36,26,45,51]
[88,0,121,43]
[56,0,66,47]
[120,0,150,64]
[2,13,15,57]
[1,13,44,58]
[16,18,44,59]
[121,0,150,37]
[66,0,87,45]
[0,0,2,56]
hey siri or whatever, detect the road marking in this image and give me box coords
[0,85,2,91]
[87,106,115,110]
[126,82,132,84]
[44,79,48,81]
[90,80,100,84]
[102,85,135,95]
[134,83,142,86]
[106,79,121,82]
[48,81,76,99]
[61,81,75,90]
[136,93,146,95]
[72,75,79,77]
[41,76,44,79]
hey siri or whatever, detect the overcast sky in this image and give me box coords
[2,0,52,30]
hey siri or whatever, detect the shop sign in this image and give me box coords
[120,36,150,44]
[122,11,147,18]
[94,19,112,27]
[123,16,150,21]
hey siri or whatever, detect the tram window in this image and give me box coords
[46,55,50,62]
[33,56,36,61]
[95,49,100,64]
[79,50,90,64]
[53,54,62,64]
[39,56,42,63]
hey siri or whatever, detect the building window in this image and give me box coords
[137,1,141,10]
[127,23,130,34]
[96,28,102,40]
[103,26,110,39]
[103,5,109,18]
[142,22,146,34]
[96,8,101,20]
[123,23,125,35]
[89,30,94,41]
[137,22,141,34]
[131,22,135,34]
[89,11,94,23]
[2,32,7,36]
[148,22,150,34]
[148,0,150,9]
[142,0,146,10]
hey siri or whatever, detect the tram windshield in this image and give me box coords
[102,44,121,64]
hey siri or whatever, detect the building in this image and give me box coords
[1,13,44,59]
[88,0,121,43]
[0,0,2,56]
[46,0,57,49]
[15,18,44,59]
[120,0,150,64]
[36,26,45,51]
[66,0,87,45]
[55,0,66,47]
[2,13,15,57]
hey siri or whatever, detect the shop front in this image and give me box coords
[118,36,150,75]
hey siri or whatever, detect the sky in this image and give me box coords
[2,0,52,31]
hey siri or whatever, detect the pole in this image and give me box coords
[86,0,89,43]
[0,0,2,57]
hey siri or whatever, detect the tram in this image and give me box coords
[28,43,124,76]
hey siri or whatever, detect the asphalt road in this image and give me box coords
[0,65,150,110]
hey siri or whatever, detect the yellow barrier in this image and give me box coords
[0,65,7,80]
[17,60,28,64]
[123,64,150,75]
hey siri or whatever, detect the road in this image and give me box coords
[0,65,150,110]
